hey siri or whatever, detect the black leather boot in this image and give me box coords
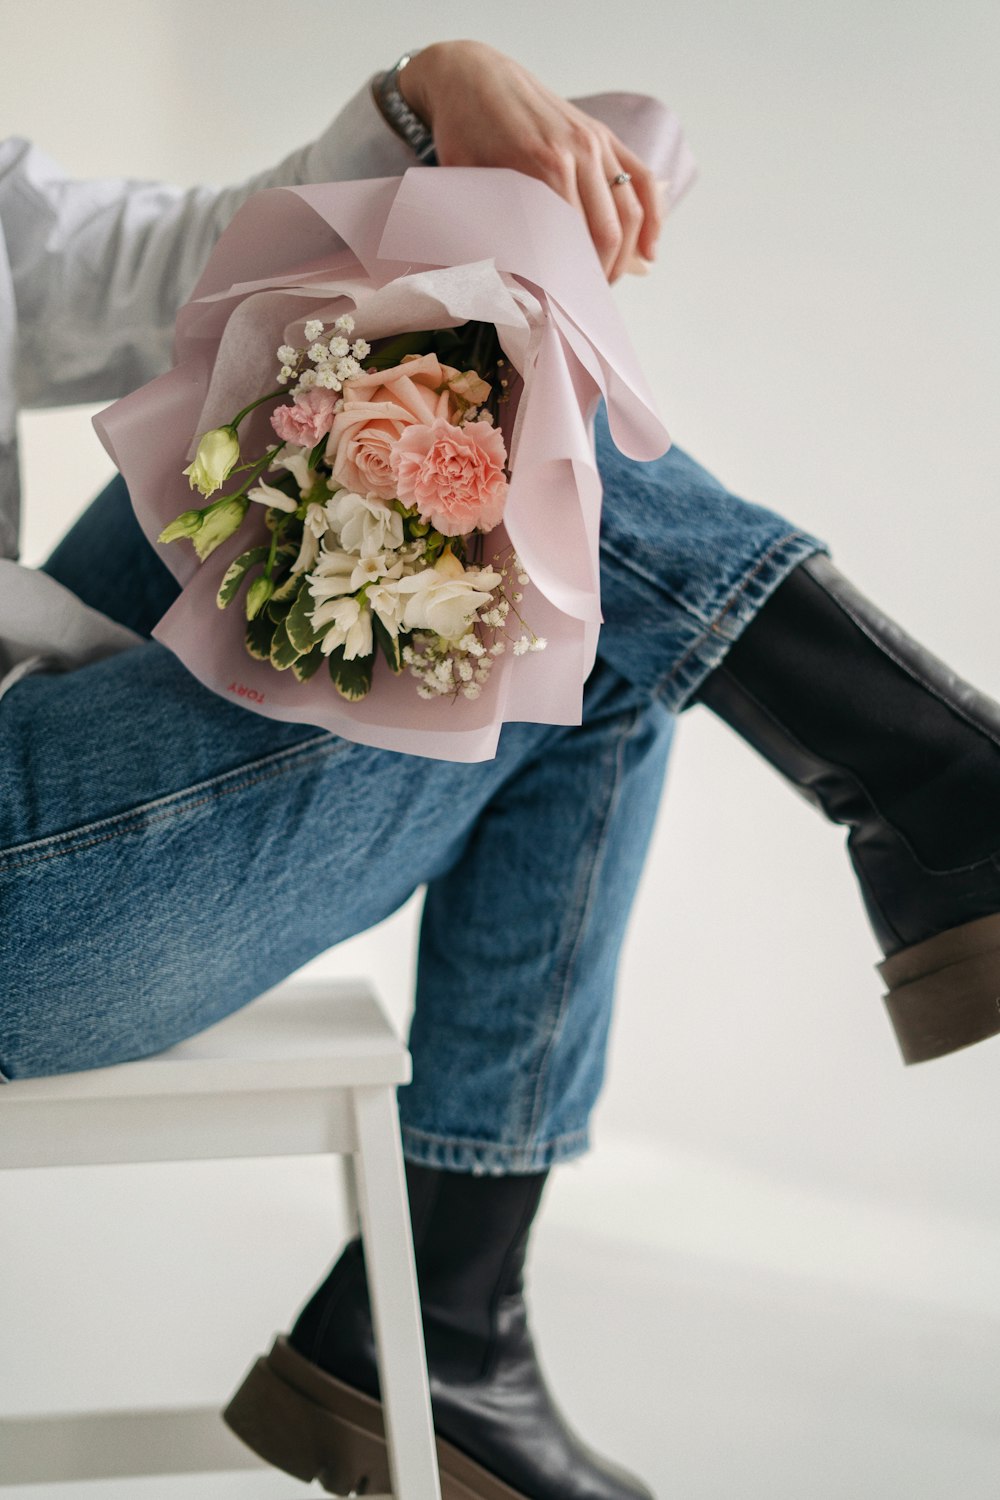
[696,552,1000,1064]
[224,1160,653,1500]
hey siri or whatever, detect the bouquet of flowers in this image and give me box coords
[94,93,695,760]
[158,313,545,706]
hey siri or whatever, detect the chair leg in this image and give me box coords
[340,1150,360,1235]
[351,1085,441,1500]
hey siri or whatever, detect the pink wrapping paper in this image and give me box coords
[94,93,696,762]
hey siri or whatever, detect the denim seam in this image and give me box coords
[654,530,826,709]
[399,1125,591,1175]
[598,536,723,632]
[520,707,639,1148]
[400,1122,590,1153]
[0,732,342,871]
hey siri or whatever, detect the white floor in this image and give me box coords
[4,1139,999,1500]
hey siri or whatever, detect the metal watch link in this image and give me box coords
[373,52,439,166]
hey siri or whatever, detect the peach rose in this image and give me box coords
[270,388,340,447]
[324,353,462,499]
[390,417,508,536]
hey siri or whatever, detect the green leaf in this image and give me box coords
[291,643,325,682]
[286,583,320,655]
[217,545,270,609]
[269,615,303,671]
[245,612,276,660]
[327,645,374,702]
[372,613,402,674]
[270,570,303,605]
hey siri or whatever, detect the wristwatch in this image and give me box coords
[373,52,439,166]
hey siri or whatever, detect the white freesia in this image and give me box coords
[290,502,330,574]
[307,549,406,601]
[311,596,373,660]
[271,443,315,492]
[326,489,404,559]
[306,549,356,601]
[366,580,407,640]
[247,479,297,513]
[394,564,501,641]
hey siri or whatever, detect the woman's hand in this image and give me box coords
[398,41,663,284]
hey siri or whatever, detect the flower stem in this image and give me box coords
[230,389,287,430]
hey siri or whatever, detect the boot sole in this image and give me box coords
[878,911,1000,1064]
[223,1334,529,1499]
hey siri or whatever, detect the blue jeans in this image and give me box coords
[0,407,825,1171]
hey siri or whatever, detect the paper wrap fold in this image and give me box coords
[94,92,695,762]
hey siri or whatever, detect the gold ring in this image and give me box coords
[609,171,632,188]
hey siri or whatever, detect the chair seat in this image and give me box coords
[0,981,412,1170]
[1,980,410,1101]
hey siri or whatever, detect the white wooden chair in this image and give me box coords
[0,979,442,1499]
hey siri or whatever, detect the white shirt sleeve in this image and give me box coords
[1,76,415,411]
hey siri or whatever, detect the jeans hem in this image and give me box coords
[400,1123,591,1175]
[654,530,829,712]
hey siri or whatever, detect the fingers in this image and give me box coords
[564,122,661,283]
[573,150,636,281]
[406,46,663,283]
[613,140,664,263]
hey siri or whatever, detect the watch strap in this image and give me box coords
[374,52,439,166]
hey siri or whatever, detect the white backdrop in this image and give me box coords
[3,2,999,1492]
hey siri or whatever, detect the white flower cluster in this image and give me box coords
[275,315,371,395]
[400,550,545,701]
[262,449,546,698]
[267,467,499,676]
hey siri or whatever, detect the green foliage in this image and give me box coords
[291,644,325,682]
[327,646,374,702]
[372,613,403,674]
[269,616,301,671]
[286,584,320,655]
[245,612,275,660]
[217,545,270,609]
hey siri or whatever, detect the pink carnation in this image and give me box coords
[324,353,460,499]
[390,418,508,537]
[270,388,340,447]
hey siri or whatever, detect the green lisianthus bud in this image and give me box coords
[157,508,204,545]
[182,426,241,498]
[192,494,250,561]
[245,574,275,620]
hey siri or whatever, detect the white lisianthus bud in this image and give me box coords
[245,574,274,620]
[191,494,250,561]
[182,427,240,498]
[158,508,204,545]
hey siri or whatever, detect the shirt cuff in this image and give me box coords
[299,74,419,186]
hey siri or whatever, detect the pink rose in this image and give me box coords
[270,388,340,447]
[325,353,462,498]
[390,417,508,536]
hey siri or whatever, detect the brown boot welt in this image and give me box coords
[878,910,1000,988]
[224,1333,531,1500]
[877,913,1000,1064]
